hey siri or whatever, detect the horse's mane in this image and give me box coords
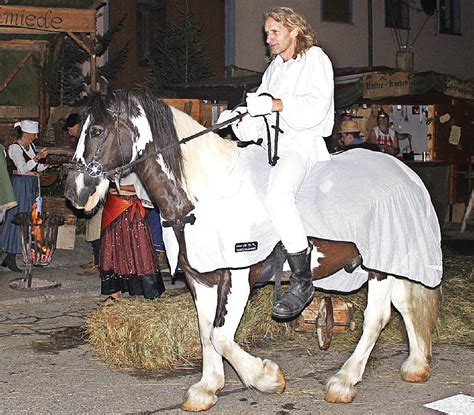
[88,89,237,201]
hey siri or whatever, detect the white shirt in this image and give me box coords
[8,142,48,174]
[256,46,335,145]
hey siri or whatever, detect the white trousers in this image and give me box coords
[265,138,330,253]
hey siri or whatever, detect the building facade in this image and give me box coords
[230,0,473,80]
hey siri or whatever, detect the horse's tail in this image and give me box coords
[407,280,441,357]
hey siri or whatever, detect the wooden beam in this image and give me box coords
[38,47,48,134]
[67,31,91,55]
[0,39,48,51]
[0,50,34,93]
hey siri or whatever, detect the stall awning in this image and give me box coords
[166,66,474,110]
[335,68,474,108]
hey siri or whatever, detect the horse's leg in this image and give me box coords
[325,273,393,403]
[210,268,286,394]
[182,282,224,412]
[391,279,440,383]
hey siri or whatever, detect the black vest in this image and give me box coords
[7,142,38,174]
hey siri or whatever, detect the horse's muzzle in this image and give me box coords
[64,171,96,209]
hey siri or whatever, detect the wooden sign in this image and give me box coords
[445,79,474,101]
[0,5,95,34]
[363,72,410,99]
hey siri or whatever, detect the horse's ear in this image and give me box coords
[98,76,111,97]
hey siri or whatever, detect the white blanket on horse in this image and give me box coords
[162,148,442,292]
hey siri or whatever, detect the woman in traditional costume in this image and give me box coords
[99,172,165,305]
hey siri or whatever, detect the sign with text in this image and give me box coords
[363,72,410,99]
[0,5,95,33]
[445,79,474,101]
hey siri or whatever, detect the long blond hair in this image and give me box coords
[264,7,316,59]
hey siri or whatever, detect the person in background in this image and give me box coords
[147,208,186,284]
[219,7,334,320]
[63,113,81,147]
[326,110,353,152]
[338,120,381,152]
[81,207,103,275]
[63,113,102,275]
[0,144,16,224]
[147,208,167,265]
[0,120,46,272]
[99,173,165,306]
[8,120,50,175]
[368,110,411,156]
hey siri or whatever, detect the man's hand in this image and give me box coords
[246,93,273,117]
[216,110,242,129]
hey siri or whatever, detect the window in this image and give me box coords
[439,0,461,34]
[385,0,409,30]
[321,0,352,23]
[136,0,167,65]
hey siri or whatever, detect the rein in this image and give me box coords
[66,94,283,185]
[258,93,283,166]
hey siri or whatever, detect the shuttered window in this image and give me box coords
[321,0,352,23]
[440,0,462,35]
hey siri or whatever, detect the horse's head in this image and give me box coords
[65,78,154,213]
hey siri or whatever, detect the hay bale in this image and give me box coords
[86,286,289,373]
[86,250,473,372]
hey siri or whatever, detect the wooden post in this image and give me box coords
[90,32,97,91]
[38,45,48,136]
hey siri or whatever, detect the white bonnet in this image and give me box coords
[14,120,39,134]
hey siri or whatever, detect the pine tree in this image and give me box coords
[141,10,213,95]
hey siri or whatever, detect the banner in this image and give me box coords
[445,79,474,101]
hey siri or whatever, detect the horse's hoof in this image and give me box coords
[400,357,431,383]
[275,366,286,394]
[324,378,356,403]
[251,359,286,394]
[401,366,431,383]
[181,396,217,412]
[324,389,355,404]
[181,401,215,412]
[182,383,219,412]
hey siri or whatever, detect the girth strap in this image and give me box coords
[162,213,196,229]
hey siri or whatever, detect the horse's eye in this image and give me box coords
[89,127,103,138]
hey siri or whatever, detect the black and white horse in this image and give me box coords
[65,81,442,412]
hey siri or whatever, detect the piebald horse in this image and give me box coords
[65,81,441,412]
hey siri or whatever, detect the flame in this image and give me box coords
[30,202,52,264]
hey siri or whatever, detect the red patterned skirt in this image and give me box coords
[100,194,165,299]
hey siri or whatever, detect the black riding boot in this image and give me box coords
[2,253,21,273]
[272,245,314,320]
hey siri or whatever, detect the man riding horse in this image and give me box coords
[221,7,334,320]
